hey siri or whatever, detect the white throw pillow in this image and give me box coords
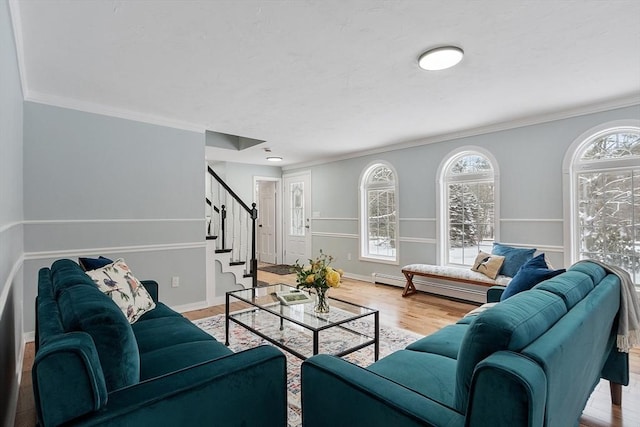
[86,258,156,323]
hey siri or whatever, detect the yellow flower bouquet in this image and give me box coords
[292,250,343,313]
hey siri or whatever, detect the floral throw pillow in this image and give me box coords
[86,258,156,323]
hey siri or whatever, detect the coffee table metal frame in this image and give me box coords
[225,283,379,361]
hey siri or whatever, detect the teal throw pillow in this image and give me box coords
[500,254,566,301]
[492,243,536,277]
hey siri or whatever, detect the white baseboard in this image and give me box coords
[23,330,35,343]
[206,295,226,308]
[372,272,486,304]
[343,272,375,283]
[172,300,211,313]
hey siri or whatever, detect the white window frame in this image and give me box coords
[359,161,399,264]
[437,147,500,266]
[562,120,640,284]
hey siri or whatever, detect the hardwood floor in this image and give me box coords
[15,270,640,426]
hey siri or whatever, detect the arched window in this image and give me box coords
[360,162,398,263]
[439,149,498,266]
[568,124,640,286]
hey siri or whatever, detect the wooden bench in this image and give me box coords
[401,264,511,297]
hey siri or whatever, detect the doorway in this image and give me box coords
[254,177,281,264]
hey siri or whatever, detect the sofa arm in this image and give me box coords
[466,351,547,427]
[140,280,159,302]
[33,332,108,427]
[67,345,287,426]
[486,286,506,303]
[301,354,465,427]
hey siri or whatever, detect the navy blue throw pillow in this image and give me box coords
[78,256,114,271]
[500,254,566,301]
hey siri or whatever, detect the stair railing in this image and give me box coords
[206,166,258,287]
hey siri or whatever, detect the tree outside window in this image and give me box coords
[445,153,496,266]
[574,130,640,286]
[361,163,397,261]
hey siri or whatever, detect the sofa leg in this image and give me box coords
[609,381,622,406]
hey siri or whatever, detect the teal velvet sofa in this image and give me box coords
[33,259,287,427]
[301,261,629,427]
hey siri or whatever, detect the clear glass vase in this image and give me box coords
[314,287,330,313]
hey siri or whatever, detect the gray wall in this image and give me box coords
[285,104,640,282]
[22,102,207,333]
[218,161,282,204]
[0,0,24,424]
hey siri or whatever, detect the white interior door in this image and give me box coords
[283,172,312,265]
[257,181,276,264]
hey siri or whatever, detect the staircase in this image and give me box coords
[206,166,258,291]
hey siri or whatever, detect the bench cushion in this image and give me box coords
[402,264,512,286]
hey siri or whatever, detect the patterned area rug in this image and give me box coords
[258,264,293,275]
[194,314,422,427]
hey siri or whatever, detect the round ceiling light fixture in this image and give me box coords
[418,46,464,71]
[266,156,283,162]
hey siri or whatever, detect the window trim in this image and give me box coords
[562,119,640,268]
[437,146,500,266]
[359,161,399,264]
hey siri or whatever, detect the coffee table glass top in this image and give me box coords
[226,283,379,360]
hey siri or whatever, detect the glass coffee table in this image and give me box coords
[225,283,379,360]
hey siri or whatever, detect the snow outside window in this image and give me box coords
[443,152,496,266]
[573,128,640,287]
[360,163,398,262]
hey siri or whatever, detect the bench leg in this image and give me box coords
[402,272,417,297]
[610,381,622,406]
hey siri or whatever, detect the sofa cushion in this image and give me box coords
[568,261,607,286]
[455,290,567,412]
[51,259,97,296]
[470,252,505,280]
[85,259,156,323]
[132,317,215,353]
[139,340,234,380]
[500,254,566,301]
[406,324,469,359]
[135,302,184,322]
[491,243,536,277]
[369,350,457,407]
[533,270,594,309]
[57,284,140,391]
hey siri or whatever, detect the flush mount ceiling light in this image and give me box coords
[266,156,283,162]
[418,46,464,71]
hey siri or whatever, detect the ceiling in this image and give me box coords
[11,0,640,167]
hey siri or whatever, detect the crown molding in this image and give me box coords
[25,91,205,134]
[283,94,640,170]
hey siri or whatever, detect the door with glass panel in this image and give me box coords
[284,172,312,265]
